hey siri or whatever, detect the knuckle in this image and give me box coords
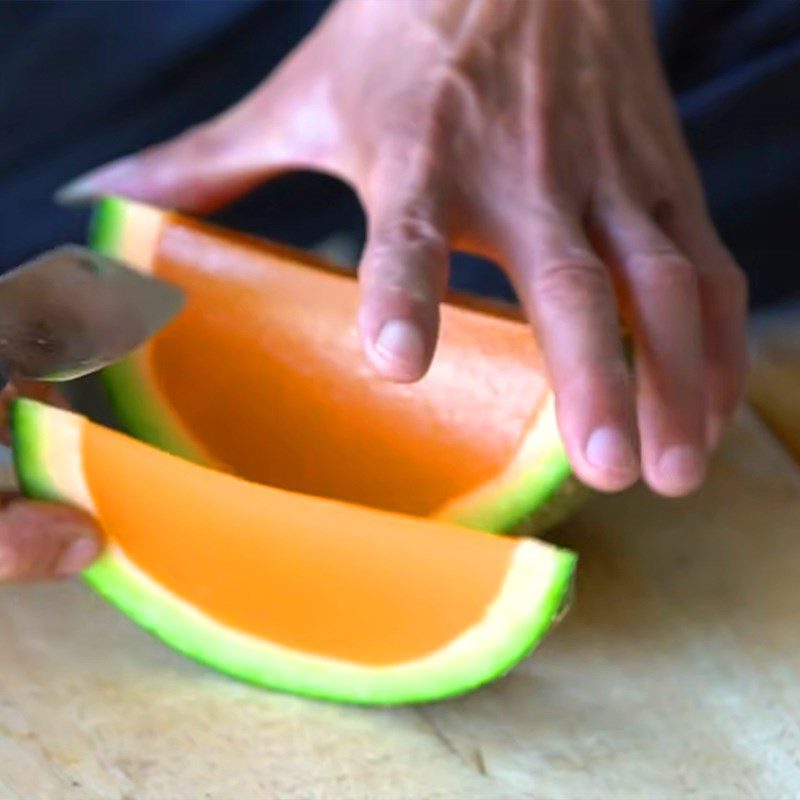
[376,211,446,259]
[560,360,632,398]
[365,280,438,310]
[365,210,447,300]
[535,259,611,313]
[630,252,697,294]
[393,63,475,132]
[429,62,479,119]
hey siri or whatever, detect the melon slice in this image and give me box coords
[12,399,575,705]
[91,197,583,534]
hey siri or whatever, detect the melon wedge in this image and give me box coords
[12,399,575,705]
[91,197,583,534]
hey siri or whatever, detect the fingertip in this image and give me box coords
[577,425,640,492]
[54,536,100,577]
[645,444,707,497]
[550,370,640,493]
[367,318,431,383]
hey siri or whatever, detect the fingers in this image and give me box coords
[597,203,707,496]
[0,500,101,582]
[358,168,449,383]
[656,209,749,451]
[505,215,639,492]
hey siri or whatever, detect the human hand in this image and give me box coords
[0,382,101,582]
[57,0,748,497]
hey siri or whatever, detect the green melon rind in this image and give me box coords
[88,193,126,254]
[89,197,584,535]
[90,198,211,466]
[11,398,576,706]
[82,544,576,706]
[10,400,54,503]
[438,399,589,534]
[100,355,209,466]
[444,447,576,534]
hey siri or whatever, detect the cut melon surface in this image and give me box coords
[91,197,581,533]
[12,399,575,705]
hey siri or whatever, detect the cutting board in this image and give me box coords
[749,303,800,461]
[3,401,800,799]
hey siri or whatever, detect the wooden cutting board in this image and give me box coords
[3,409,800,797]
[749,303,800,461]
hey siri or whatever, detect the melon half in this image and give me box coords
[12,399,575,705]
[90,197,583,533]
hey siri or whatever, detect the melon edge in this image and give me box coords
[435,394,589,534]
[92,197,216,467]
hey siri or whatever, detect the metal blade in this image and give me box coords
[0,245,184,382]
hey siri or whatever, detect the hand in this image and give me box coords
[0,382,101,582]
[58,0,748,497]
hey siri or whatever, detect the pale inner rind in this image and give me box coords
[105,200,220,468]
[114,200,163,271]
[39,407,96,514]
[435,393,570,527]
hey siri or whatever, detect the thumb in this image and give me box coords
[55,72,338,214]
[0,501,101,582]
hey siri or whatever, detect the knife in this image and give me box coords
[0,244,184,492]
[0,244,184,384]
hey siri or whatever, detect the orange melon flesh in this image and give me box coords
[84,411,510,664]
[93,198,575,531]
[13,399,576,705]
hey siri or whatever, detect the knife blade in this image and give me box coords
[0,245,184,383]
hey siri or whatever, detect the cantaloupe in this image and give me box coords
[90,197,583,533]
[12,399,575,705]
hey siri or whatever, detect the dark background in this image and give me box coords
[1,0,799,307]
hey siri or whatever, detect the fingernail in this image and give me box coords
[657,445,706,492]
[585,426,637,474]
[706,414,727,452]
[55,537,98,576]
[373,319,426,374]
[54,157,136,207]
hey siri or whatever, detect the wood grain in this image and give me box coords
[2,408,800,799]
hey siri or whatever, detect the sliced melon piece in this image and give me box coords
[91,197,583,533]
[12,399,575,705]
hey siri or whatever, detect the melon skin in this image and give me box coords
[90,196,586,535]
[436,395,588,535]
[11,399,577,706]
